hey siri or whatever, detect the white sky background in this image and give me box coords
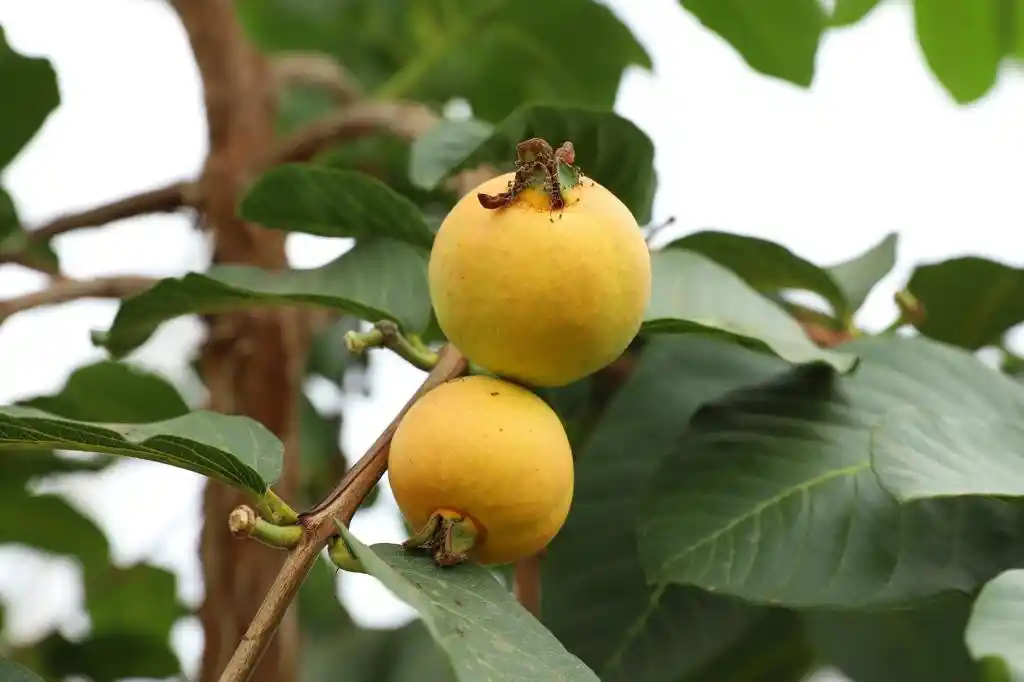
[0,0,1022,680]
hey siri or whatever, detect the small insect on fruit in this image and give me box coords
[388,374,574,567]
[428,137,652,388]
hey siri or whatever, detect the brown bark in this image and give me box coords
[168,2,306,682]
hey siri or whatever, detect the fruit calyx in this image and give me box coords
[403,508,481,567]
[477,137,583,212]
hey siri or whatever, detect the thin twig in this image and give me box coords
[31,182,197,243]
[0,275,156,319]
[217,345,469,682]
[271,52,363,104]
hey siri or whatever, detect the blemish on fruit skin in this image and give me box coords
[490,391,499,396]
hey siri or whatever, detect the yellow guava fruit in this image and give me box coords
[388,374,574,566]
[428,141,651,388]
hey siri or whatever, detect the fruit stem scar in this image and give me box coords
[403,508,482,567]
[477,137,585,213]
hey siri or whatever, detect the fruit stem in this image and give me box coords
[228,505,303,549]
[403,508,481,567]
[345,320,440,371]
[477,137,583,212]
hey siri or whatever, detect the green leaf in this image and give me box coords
[240,164,435,248]
[682,610,814,682]
[0,26,60,170]
[665,230,850,319]
[637,335,1024,608]
[101,237,431,357]
[236,0,650,123]
[0,661,46,682]
[19,360,190,423]
[914,0,1002,103]
[407,104,657,224]
[307,315,366,388]
[84,564,184,638]
[297,394,359,509]
[806,594,980,682]
[680,0,825,86]
[642,249,858,372]
[409,118,495,191]
[544,337,780,682]
[871,411,1024,503]
[966,569,1024,680]
[0,187,59,271]
[0,492,109,570]
[0,449,110,490]
[0,406,283,493]
[338,528,600,682]
[829,0,884,26]
[34,632,181,682]
[825,232,899,317]
[905,256,1024,350]
[298,553,351,635]
[301,622,455,682]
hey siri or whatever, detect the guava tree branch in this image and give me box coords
[217,345,469,682]
[30,181,198,243]
[270,52,363,104]
[0,275,156,320]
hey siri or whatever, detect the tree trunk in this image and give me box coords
[169,2,307,681]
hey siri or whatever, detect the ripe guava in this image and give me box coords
[428,138,652,388]
[388,374,574,566]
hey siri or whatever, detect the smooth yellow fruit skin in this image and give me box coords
[429,172,652,387]
[388,374,574,565]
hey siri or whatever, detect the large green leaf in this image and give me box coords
[0,406,282,493]
[0,661,45,682]
[825,232,899,317]
[637,335,1024,608]
[871,410,1024,503]
[19,360,190,423]
[101,237,431,357]
[966,569,1024,680]
[0,492,109,570]
[236,0,650,123]
[665,230,849,318]
[666,231,898,322]
[306,315,366,389]
[642,249,857,372]
[32,632,181,682]
[806,594,980,682]
[829,0,884,26]
[905,256,1024,350]
[543,337,781,682]
[302,621,455,682]
[0,449,110,490]
[680,0,825,86]
[338,528,599,682]
[682,610,814,682]
[0,26,59,170]
[239,164,435,248]
[408,104,657,224]
[84,564,184,638]
[914,0,1002,103]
